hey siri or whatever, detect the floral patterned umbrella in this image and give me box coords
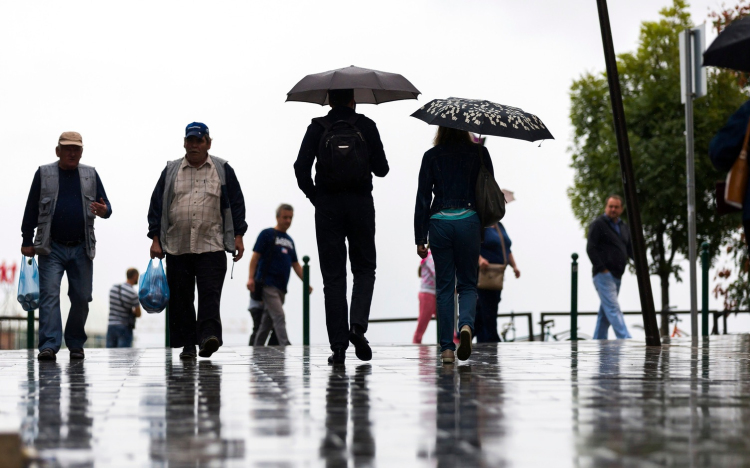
[411,97,553,142]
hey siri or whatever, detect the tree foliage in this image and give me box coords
[568,0,748,317]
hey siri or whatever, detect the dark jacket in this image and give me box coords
[414,142,493,245]
[147,158,248,246]
[709,99,750,220]
[293,106,389,204]
[586,215,633,279]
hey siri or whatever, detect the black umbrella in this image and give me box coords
[286,65,420,105]
[411,97,553,142]
[704,16,750,72]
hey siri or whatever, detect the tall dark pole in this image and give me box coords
[596,0,661,346]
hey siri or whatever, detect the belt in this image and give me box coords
[53,239,84,247]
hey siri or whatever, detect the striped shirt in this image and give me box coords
[165,157,224,255]
[108,283,139,327]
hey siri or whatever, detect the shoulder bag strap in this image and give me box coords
[495,224,508,266]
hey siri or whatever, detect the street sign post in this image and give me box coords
[679,24,707,338]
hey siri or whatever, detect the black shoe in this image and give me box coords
[179,346,197,359]
[199,336,220,358]
[69,348,85,360]
[349,329,372,361]
[327,349,345,365]
[37,348,56,361]
[456,325,472,361]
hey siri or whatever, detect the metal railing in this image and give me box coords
[539,310,750,339]
[369,312,535,342]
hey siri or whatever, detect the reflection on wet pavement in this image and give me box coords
[2,336,750,466]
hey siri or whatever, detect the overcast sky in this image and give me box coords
[0,0,739,346]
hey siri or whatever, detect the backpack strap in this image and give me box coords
[345,113,361,127]
[312,116,332,131]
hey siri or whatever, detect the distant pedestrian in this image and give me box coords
[247,204,311,346]
[147,122,247,359]
[414,127,494,363]
[21,131,112,361]
[294,88,389,365]
[413,250,436,344]
[587,195,633,339]
[475,222,520,343]
[106,268,141,348]
[709,99,750,253]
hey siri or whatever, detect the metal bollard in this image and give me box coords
[571,253,579,341]
[303,256,310,346]
[701,242,709,337]
[27,309,34,350]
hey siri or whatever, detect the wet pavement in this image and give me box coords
[2,336,750,467]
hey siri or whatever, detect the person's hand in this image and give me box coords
[150,237,164,259]
[602,269,609,274]
[513,267,521,278]
[21,246,35,257]
[417,245,428,259]
[247,278,255,292]
[309,286,314,295]
[478,256,489,272]
[90,198,108,218]
[233,235,244,262]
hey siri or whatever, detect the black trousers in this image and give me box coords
[475,288,501,343]
[165,251,227,348]
[315,192,377,350]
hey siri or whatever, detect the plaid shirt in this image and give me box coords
[165,157,224,255]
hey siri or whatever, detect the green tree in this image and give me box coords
[568,0,747,334]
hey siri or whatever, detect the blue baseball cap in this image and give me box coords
[185,122,209,138]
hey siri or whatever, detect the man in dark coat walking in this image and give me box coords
[586,195,633,339]
[293,88,389,364]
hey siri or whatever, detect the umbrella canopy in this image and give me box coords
[286,65,421,105]
[411,97,554,142]
[704,16,750,72]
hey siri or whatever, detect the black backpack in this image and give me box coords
[313,114,370,191]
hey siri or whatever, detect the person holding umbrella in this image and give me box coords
[704,17,750,253]
[290,65,421,365]
[414,127,492,363]
[412,98,553,363]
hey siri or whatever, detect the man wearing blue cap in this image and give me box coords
[147,122,247,359]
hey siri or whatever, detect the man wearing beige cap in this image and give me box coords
[21,132,112,361]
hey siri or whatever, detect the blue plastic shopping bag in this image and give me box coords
[139,259,170,313]
[17,256,40,311]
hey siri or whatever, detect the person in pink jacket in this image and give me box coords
[413,250,436,343]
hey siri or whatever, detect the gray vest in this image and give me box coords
[34,162,98,259]
[160,155,236,253]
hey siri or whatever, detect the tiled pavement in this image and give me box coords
[2,336,750,467]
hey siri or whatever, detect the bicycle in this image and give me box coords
[540,319,591,341]
[669,313,689,338]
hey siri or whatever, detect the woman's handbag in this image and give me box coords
[477,224,508,291]
[723,117,750,209]
[475,145,506,228]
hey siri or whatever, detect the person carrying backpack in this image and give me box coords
[293,88,389,365]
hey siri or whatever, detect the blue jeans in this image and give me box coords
[106,324,133,348]
[38,242,93,352]
[593,272,631,339]
[429,214,481,352]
